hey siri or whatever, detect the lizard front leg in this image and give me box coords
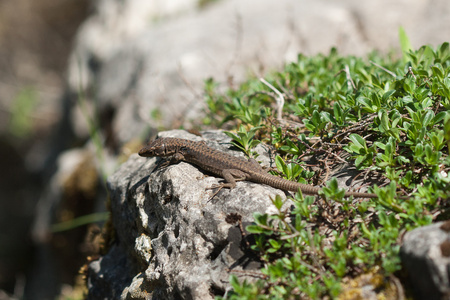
[159,152,185,168]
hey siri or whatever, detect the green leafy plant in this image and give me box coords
[273,155,309,182]
[206,41,450,299]
[343,133,376,168]
[224,125,261,157]
[398,26,413,62]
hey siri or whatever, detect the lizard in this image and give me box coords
[138,137,379,198]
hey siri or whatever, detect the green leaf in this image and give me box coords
[274,155,287,174]
[348,133,367,151]
[422,110,435,127]
[272,195,284,210]
[246,225,269,234]
[399,26,413,62]
[253,212,268,225]
[268,239,282,250]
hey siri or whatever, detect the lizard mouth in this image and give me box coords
[138,147,151,157]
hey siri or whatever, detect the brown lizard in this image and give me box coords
[138,137,378,198]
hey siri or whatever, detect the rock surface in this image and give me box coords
[87,130,291,299]
[401,220,450,300]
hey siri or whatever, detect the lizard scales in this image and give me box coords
[138,137,377,198]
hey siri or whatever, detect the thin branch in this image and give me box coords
[344,65,356,90]
[408,66,417,80]
[370,60,396,77]
[260,78,285,121]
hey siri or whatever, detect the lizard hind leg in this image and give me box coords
[206,169,248,200]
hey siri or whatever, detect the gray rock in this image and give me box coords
[66,0,450,144]
[88,130,290,299]
[87,244,135,300]
[401,221,450,300]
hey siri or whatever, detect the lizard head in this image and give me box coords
[138,138,174,157]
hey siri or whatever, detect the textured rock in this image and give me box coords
[401,221,450,300]
[87,130,290,299]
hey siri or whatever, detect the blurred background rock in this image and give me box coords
[0,1,90,299]
[0,0,449,299]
